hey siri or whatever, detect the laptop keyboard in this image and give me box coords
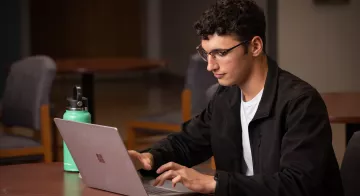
[144,184,180,195]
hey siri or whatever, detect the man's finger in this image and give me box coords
[172,175,182,188]
[153,170,177,187]
[156,162,182,174]
[128,150,139,157]
[129,151,142,162]
[141,157,152,170]
[142,161,152,170]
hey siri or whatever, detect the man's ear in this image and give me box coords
[250,36,263,57]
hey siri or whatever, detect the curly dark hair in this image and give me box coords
[194,0,266,47]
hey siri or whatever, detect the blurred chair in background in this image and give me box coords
[126,53,217,154]
[0,55,57,165]
[341,131,360,196]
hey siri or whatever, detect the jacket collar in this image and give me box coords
[228,56,279,121]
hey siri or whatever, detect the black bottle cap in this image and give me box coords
[67,86,86,111]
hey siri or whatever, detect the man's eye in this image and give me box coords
[216,51,227,57]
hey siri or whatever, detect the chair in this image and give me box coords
[0,55,57,164]
[341,131,360,196]
[126,53,217,152]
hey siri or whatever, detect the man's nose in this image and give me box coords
[207,55,217,71]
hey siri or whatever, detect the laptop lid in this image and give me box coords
[54,118,149,196]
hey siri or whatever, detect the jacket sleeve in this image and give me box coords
[214,90,337,196]
[142,90,216,175]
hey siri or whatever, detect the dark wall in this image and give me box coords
[0,0,22,99]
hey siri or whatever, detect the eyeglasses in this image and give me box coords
[196,40,249,62]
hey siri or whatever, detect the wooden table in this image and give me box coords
[0,163,112,196]
[322,92,360,144]
[0,163,211,196]
[56,58,167,123]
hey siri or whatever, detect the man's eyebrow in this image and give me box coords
[208,48,226,53]
[200,44,226,53]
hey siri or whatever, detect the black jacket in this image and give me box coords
[144,57,343,196]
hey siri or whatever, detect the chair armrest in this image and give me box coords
[181,88,191,121]
[40,104,53,162]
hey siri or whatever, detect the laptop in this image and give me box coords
[54,118,197,196]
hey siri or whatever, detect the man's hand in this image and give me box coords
[128,150,153,171]
[153,162,216,194]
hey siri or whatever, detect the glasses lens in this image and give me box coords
[196,46,208,62]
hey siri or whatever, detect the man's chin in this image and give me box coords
[217,79,234,87]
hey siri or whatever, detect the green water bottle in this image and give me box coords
[62,85,91,172]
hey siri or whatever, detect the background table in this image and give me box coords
[322,92,360,144]
[56,58,167,123]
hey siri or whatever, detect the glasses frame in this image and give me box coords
[196,40,249,62]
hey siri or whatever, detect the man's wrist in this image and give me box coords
[207,175,217,193]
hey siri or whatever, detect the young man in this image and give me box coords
[129,0,343,195]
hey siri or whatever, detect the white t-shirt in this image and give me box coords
[240,89,264,176]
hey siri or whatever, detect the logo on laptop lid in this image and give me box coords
[96,153,106,163]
